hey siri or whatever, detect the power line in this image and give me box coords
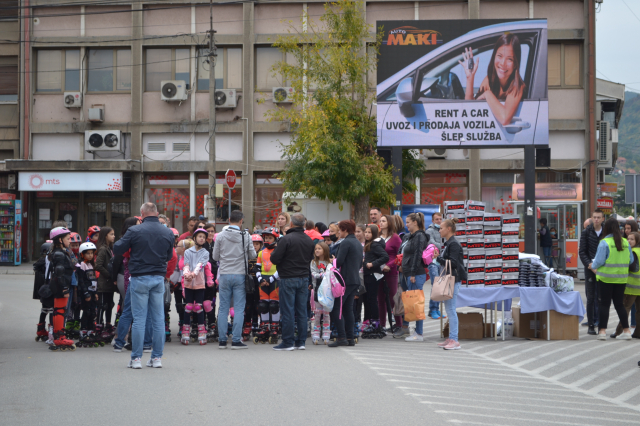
[621,0,640,24]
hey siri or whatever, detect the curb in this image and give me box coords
[0,270,34,275]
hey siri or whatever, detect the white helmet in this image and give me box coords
[79,242,97,254]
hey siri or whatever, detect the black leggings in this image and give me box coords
[81,294,96,330]
[597,280,628,330]
[330,285,358,340]
[363,275,380,321]
[174,284,184,322]
[183,288,205,326]
[97,292,115,324]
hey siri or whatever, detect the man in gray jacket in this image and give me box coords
[212,210,257,349]
[426,212,444,319]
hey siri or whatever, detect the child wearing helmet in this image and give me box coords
[255,227,281,343]
[246,233,264,337]
[64,232,83,337]
[69,232,82,256]
[86,225,100,243]
[201,223,218,340]
[75,242,99,345]
[180,229,214,345]
[46,227,76,351]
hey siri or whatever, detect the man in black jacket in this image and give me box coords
[114,202,174,369]
[578,210,604,335]
[270,213,315,350]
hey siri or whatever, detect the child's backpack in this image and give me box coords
[330,260,346,318]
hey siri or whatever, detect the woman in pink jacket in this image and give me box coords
[379,214,403,331]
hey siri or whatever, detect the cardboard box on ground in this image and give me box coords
[512,306,579,340]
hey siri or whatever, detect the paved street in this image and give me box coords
[2,274,640,426]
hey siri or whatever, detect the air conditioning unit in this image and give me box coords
[160,80,188,101]
[63,92,82,108]
[272,87,294,103]
[422,148,447,159]
[84,130,122,152]
[599,121,611,163]
[215,89,237,108]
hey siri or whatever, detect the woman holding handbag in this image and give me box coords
[435,218,466,350]
[401,213,429,342]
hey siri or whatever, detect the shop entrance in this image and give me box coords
[513,201,584,276]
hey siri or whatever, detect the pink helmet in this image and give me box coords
[50,227,71,240]
[192,228,208,239]
[251,234,264,242]
[170,228,179,236]
[321,230,331,237]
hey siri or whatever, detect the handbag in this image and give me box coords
[431,260,455,302]
[392,285,404,316]
[241,232,254,294]
[401,286,426,322]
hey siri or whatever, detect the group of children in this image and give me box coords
[33,216,399,352]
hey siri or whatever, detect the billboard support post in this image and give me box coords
[392,147,403,213]
[524,146,536,254]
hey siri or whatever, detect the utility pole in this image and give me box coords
[206,0,217,226]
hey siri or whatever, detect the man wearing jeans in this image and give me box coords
[213,210,257,349]
[270,213,315,350]
[114,202,174,369]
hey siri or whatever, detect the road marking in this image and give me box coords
[494,340,562,360]
[377,373,569,391]
[549,345,636,381]
[435,410,608,426]
[570,352,640,387]
[614,379,640,402]
[530,344,616,374]
[585,369,638,395]
[370,365,530,380]
[511,340,592,367]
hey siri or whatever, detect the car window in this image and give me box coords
[415,31,535,102]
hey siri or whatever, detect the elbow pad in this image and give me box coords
[183,265,191,275]
[193,263,202,275]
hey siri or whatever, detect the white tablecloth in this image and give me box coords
[456,286,585,323]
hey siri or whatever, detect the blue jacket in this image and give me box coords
[591,234,633,270]
[113,216,175,277]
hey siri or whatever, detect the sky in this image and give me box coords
[596,0,640,94]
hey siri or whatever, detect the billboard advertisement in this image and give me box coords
[377,19,548,148]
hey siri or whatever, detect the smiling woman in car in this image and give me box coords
[459,33,526,126]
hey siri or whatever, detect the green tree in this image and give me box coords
[267,0,395,223]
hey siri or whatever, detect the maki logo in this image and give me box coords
[385,27,442,46]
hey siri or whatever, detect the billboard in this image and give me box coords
[377,19,548,148]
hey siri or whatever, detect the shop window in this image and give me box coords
[145,48,190,91]
[420,172,468,212]
[87,49,131,92]
[548,43,581,88]
[481,172,522,214]
[145,187,190,233]
[0,57,18,102]
[196,173,242,223]
[36,49,80,92]
[536,170,580,183]
[197,47,242,91]
[255,173,283,227]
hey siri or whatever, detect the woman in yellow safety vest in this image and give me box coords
[613,231,640,339]
[589,218,635,341]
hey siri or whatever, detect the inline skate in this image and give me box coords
[64,320,80,340]
[242,321,252,341]
[361,320,385,339]
[312,324,321,345]
[48,326,76,351]
[269,321,280,345]
[78,330,104,348]
[35,323,49,342]
[253,322,270,344]
[177,320,183,339]
[189,320,199,343]
[165,313,171,343]
[197,324,207,346]
[251,322,260,337]
[206,322,218,343]
[100,324,115,344]
[181,324,190,345]
[353,321,361,344]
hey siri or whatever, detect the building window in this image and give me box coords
[420,172,468,212]
[144,174,191,233]
[0,0,18,19]
[36,50,80,92]
[255,47,297,90]
[145,48,190,91]
[548,43,581,88]
[87,49,131,92]
[481,172,523,215]
[0,57,18,102]
[197,47,242,91]
[254,173,283,227]
[536,170,580,183]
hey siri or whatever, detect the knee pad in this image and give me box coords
[193,303,203,314]
[203,300,213,313]
[53,306,66,317]
[229,307,234,318]
[258,300,269,314]
[269,301,279,315]
[185,303,194,313]
[41,307,53,314]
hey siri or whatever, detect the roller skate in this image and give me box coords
[353,322,361,343]
[180,324,190,345]
[330,324,338,341]
[198,324,207,346]
[312,324,321,345]
[78,330,103,348]
[48,326,76,351]
[64,321,80,340]
[190,321,199,343]
[251,322,260,337]
[101,324,115,344]
[206,322,218,343]
[36,323,49,342]
[177,321,183,339]
[360,320,370,332]
[242,322,252,341]
[362,321,385,339]
[322,323,331,345]
[268,321,280,345]
[253,322,270,344]
[165,321,171,343]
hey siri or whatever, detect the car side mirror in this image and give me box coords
[395,77,415,118]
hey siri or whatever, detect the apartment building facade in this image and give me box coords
[5,0,601,260]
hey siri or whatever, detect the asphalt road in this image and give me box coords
[2,275,640,426]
